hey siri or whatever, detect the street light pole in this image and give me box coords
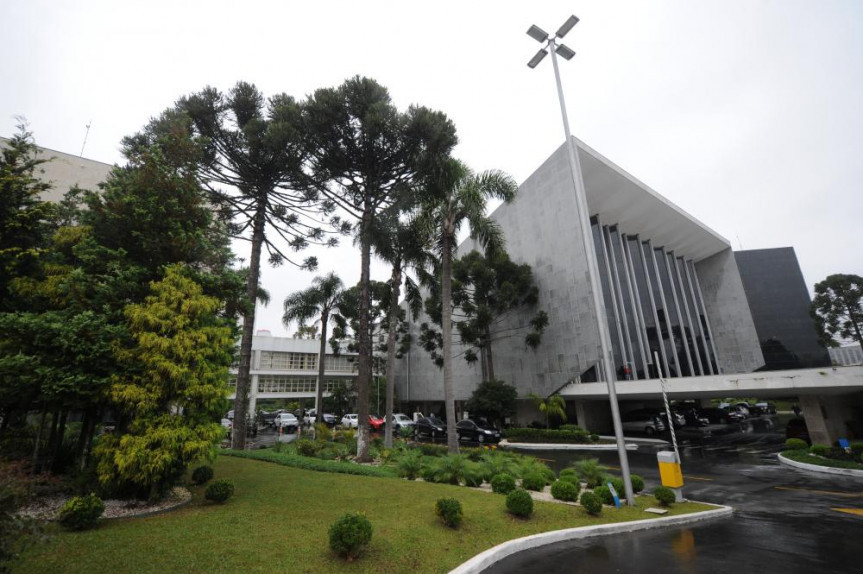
[527,15,635,505]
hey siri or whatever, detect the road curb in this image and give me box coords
[777,452,863,478]
[448,504,733,574]
[500,440,639,451]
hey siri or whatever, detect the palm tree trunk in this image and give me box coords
[316,312,329,429]
[442,232,458,453]
[232,204,266,450]
[384,262,402,448]
[356,210,373,461]
[485,330,496,382]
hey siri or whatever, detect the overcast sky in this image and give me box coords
[2,0,861,336]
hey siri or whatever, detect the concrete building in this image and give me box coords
[227,332,363,414]
[735,247,830,370]
[0,136,112,201]
[395,138,764,420]
[830,343,863,367]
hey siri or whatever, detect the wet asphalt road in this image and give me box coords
[486,418,863,574]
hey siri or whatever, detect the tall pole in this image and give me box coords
[546,36,635,505]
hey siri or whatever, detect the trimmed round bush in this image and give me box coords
[784,438,808,451]
[58,493,104,531]
[607,476,625,496]
[538,465,556,485]
[594,485,613,505]
[506,489,534,518]
[521,472,545,492]
[296,438,322,457]
[435,497,463,528]
[491,473,517,495]
[810,444,831,457]
[579,491,602,516]
[654,485,675,507]
[558,468,578,482]
[550,479,578,501]
[589,433,600,443]
[630,474,645,494]
[329,513,373,561]
[191,465,214,485]
[205,479,235,503]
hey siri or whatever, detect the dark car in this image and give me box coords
[673,406,710,427]
[786,417,811,444]
[700,407,745,424]
[456,418,501,443]
[414,416,447,439]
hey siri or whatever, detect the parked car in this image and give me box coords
[754,402,777,415]
[273,412,299,432]
[673,406,710,427]
[388,413,416,431]
[341,414,359,429]
[733,402,752,417]
[456,418,501,443]
[700,407,745,424]
[226,409,234,420]
[415,416,447,438]
[304,409,336,426]
[368,414,385,430]
[259,410,283,426]
[621,410,666,436]
[786,417,811,444]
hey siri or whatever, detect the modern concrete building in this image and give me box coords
[227,332,363,414]
[830,343,863,367]
[735,247,830,370]
[395,138,764,421]
[0,136,112,201]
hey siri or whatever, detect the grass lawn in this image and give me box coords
[782,449,863,471]
[15,456,715,574]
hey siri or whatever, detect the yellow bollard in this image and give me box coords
[657,450,684,488]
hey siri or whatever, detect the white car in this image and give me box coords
[341,414,359,428]
[389,413,415,430]
[274,413,299,431]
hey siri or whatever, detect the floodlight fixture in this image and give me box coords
[527,24,549,43]
[556,15,579,38]
[527,49,548,69]
[556,44,576,60]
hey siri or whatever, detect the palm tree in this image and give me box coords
[529,393,568,428]
[283,272,347,427]
[370,212,430,448]
[418,159,517,452]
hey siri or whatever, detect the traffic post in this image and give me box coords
[657,450,685,502]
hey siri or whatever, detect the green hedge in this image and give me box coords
[503,428,599,444]
[782,449,863,471]
[222,449,397,478]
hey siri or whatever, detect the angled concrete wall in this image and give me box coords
[695,248,764,373]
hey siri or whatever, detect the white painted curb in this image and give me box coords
[449,504,732,574]
[777,452,863,478]
[501,440,639,451]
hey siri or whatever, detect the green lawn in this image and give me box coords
[782,449,863,471]
[15,456,715,574]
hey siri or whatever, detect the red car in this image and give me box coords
[368,414,385,430]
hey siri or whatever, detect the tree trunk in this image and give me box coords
[316,312,329,428]
[51,409,68,473]
[355,210,373,461]
[485,330,496,383]
[384,262,402,448]
[79,408,99,471]
[442,231,459,453]
[232,204,266,450]
[31,403,47,473]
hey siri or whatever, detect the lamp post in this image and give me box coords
[526,15,635,505]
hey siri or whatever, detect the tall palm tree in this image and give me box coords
[370,212,430,448]
[283,272,347,427]
[418,159,517,452]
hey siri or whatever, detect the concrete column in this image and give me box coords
[575,399,613,435]
[799,394,856,445]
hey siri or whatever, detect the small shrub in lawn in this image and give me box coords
[435,497,463,528]
[573,458,606,488]
[784,438,808,451]
[296,439,322,457]
[605,476,624,496]
[558,468,578,482]
[593,485,613,505]
[491,473,516,495]
[589,433,599,443]
[329,513,373,561]
[191,465,214,485]
[538,465,556,485]
[521,472,545,492]
[630,474,645,493]
[205,479,235,503]
[850,442,863,456]
[579,491,602,516]
[58,493,104,530]
[550,479,578,501]
[810,444,831,457]
[654,486,675,507]
[506,489,534,518]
